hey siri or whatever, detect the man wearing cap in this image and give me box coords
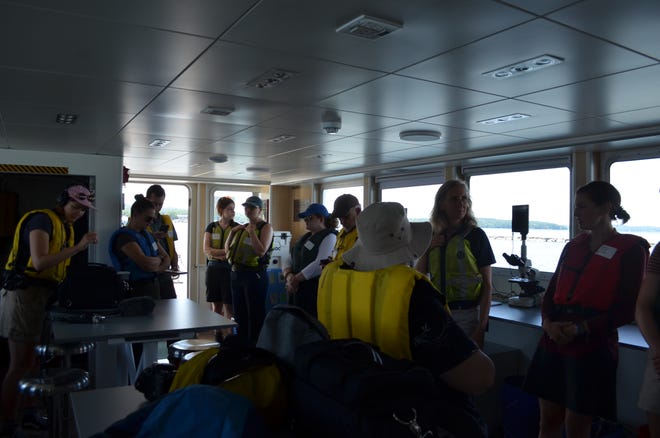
[145,184,179,299]
[0,184,98,433]
[329,194,361,263]
[283,203,337,317]
[317,202,494,436]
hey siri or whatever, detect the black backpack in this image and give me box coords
[292,338,486,438]
[57,263,129,310]
[256,304,329,370]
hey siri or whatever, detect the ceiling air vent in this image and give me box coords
[336,14,402,40]
[246,69,298,89]
[201,106,234,116]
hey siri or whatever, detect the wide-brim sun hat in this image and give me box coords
[342,202,431,271]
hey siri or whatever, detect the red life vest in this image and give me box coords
[553,232,643,312]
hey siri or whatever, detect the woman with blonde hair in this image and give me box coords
[415,179,495,347]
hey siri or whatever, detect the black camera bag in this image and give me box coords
[57,263,128,310]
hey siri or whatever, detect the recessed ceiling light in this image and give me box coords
[483,54,563,80]
[55,113,78,124]
[148,139,171,147]
[305,152,333,160]
[201,106,234,116]
[208,154,228,163]
[246,68,298,89]
[268,134,296,143]
[476,113,531,125]
[399,130,441,142]
[336,14,402,40]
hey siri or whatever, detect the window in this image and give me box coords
[469,167,570,272]
[322,186,364,214]
[211,190,255,224]
[381,184,441,222]
[122,183,190,297]
[610,157,660,249]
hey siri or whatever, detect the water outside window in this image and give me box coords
[469,168,570,273]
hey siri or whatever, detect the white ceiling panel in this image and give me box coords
[0,0,658,185]
[398,19,655,98]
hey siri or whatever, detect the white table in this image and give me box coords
[70,385,146,437]
[52,298,236,388]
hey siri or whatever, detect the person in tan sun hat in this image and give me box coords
[317,202,494,436]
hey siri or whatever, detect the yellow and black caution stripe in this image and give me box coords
[0,164,69,174]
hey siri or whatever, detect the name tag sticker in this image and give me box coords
[152,241,159,251]
[212,233,220,240]
[595,244,617,259]
[244,237,252,246]
[304,240,315,250]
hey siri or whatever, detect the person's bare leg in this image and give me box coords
[538,398,565,438]
[1,339,37,423]
[564,409,591,438]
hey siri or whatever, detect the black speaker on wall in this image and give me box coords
[512,205,529,236]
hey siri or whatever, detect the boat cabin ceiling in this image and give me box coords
[1,0,660,185]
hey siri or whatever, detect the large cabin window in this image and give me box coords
[468,167,570,273]
[610,157,660,249]
[381,184,441,223]
[211,190,256,224]
[321,186,364,213]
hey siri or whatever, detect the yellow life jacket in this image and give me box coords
[5,209,74,284]
[149,214,175,258]
[333,227,358,263]
[317,262,434,360]
[428,229,482,303]
[227,221,270,268]
[208,221,236,261]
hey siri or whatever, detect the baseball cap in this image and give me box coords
[66,185,96,210]
[331,194,360,218]
[242,196,263,209]
[298,203,330,218]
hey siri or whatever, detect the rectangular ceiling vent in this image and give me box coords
[336,14,402,40]
[246,69,298,89]
[148,138,171,148]
[201,106,234,116]
[268,134,296,143]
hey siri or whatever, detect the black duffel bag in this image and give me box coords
[56,263,129,310]
[292,338,486,438]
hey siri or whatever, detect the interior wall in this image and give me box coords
[291,183,313,243]
[270,185,294,233]
[0,149,123,265]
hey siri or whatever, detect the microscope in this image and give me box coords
[503,205,544,308]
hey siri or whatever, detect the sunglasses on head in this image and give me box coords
[73,191,95,203]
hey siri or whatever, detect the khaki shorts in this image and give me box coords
[0,285,53,343]
[449,307,480,336]
[639,352,660,414]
